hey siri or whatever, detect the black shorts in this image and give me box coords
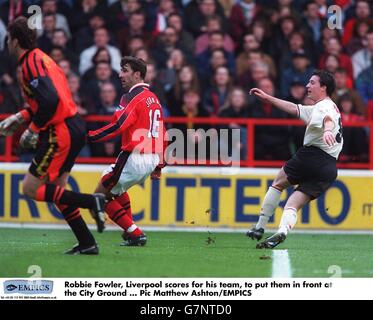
[29,114,86,181]
[283,146,337,199]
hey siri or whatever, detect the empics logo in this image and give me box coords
[4,280,53,294]
[5,284,17,292]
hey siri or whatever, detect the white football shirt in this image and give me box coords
[297,98,343,159]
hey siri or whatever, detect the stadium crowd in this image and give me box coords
[0,0,371,163]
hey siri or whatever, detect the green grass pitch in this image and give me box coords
[0,228,372,277]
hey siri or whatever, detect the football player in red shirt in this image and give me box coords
[88,56,166,246]
[0,17,105,255]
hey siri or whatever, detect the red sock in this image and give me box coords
[105,199,141,237]
[115,192,132,221]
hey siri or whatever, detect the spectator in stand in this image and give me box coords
[79,27,121,75]
[152,26,193,69]
[0,45,17,93]
[73,13,106,54]
[108,0,143,31]
[82,47,112,82]
[352,28,373,79]
[281,51,314,98]
[166,48,186,73]
[203,66,233,116]
[153,0,178,35]
[40,0,71,39]
[236,34,276,78]
[248,77,291,160]
[197,48,230,89]
[342,0,372,47]
[270,16,298,63]
[219,0,235,17]
[332,68,365,116]
[318,37,353,80]
[279,30,313,72]
[167,64,200,116]
[271,0,302,22]
[346,18,373,55]
[324,54,341,74]
[237,59,271,91]
[229,0,261,48]
[196,31,235,84]
[95,82,119,115]
[81,61,121,106]
[301,0,326,46]
[219,87,250,160]
[355,64,373,103]
[167,13,195,55]
[127,35,147,56]
[70,0,108,34]
[67,72,94,116]
[49,45,66,64]
[51,29,79,70]
[145,61,169,116]
[158,48,187,93]
[0,0,28,26]
[209,49,228,71]
[88,82,121,158]
[250,18,273,54]
[0,64,23,114]
[184,0,227,38]
[195,15,234,55]
[66,72,91,158]
[286,79,307,150]
[0,64,29,159]
[337,93,368,162]
[173,88,213,164]
[37,13,57,53]
[319,25,341,55]
[133,47,152,63]
[116,10,153,56]
[58,59,73,77]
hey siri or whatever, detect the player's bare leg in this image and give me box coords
[247,168,291,241]
[22,172,47,199]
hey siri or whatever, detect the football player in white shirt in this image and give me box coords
[246,70,343,249]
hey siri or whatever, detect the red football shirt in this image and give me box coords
[88,83,166,156]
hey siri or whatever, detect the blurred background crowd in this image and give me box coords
[0,0,371,163]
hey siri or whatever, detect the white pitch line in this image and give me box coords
[272,249,292,278]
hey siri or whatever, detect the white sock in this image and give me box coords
[278,207,298,235]
[256,186,282,230]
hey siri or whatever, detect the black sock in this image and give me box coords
[59,190,95,209]
[58,205,96,246]
[43,184,95,209]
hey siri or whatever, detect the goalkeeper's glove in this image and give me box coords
[20,128,39,149]
[0,112,25,136]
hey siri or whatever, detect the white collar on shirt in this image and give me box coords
[129,82,150,93]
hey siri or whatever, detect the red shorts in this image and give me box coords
[29,115,86,181]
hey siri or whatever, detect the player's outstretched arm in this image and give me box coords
[249,88,298,117]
